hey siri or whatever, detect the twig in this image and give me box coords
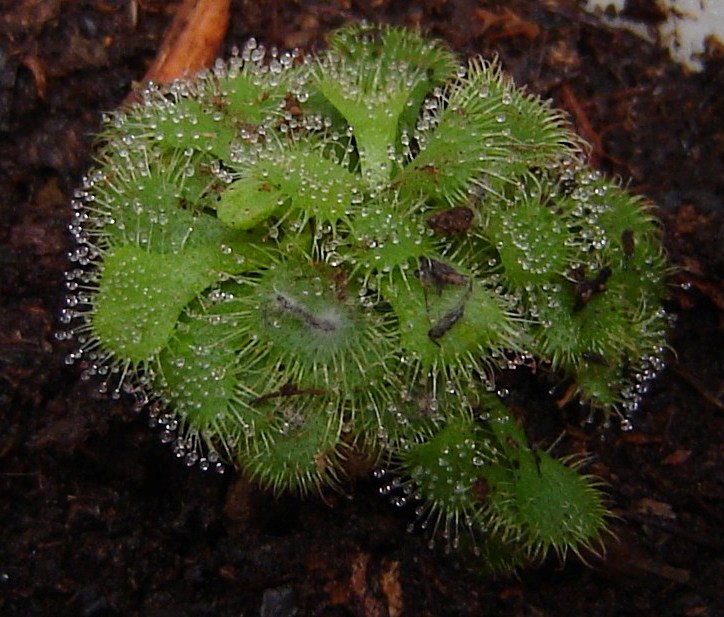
[126,0,231,103]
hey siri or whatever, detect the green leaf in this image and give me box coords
[91,244,224,363]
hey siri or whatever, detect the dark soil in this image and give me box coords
[1,1,722,616]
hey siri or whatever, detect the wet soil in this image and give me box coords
[0,1,722,616]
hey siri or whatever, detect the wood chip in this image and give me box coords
[379,560,403,617]
[126,0,230,103]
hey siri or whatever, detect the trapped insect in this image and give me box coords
[416,256,469,293]
[427,288,471,342]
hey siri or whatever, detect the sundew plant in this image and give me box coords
[63,24,668,572]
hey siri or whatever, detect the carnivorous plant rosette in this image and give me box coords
[62,24,669,572]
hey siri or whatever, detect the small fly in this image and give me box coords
[273,292,337,332]
[415,257,468,294]
[571,265,612,312]
[427,281,473,343]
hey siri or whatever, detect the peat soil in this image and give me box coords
[0,1,722,616]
